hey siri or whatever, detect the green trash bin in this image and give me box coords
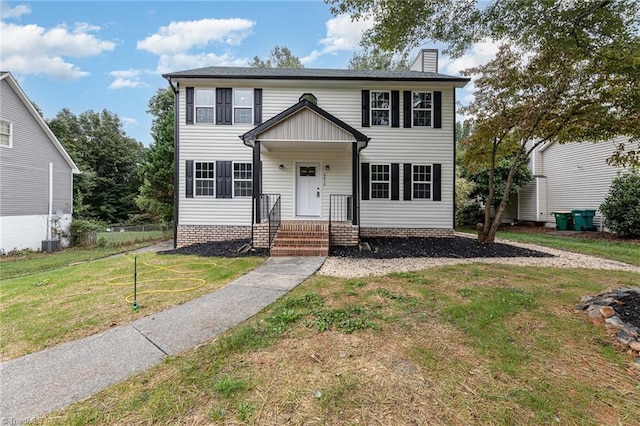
[572,209,596,231]
[552,211,573,230]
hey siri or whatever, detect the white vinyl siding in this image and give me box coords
[195,89,215,124]
[176,81,456,229]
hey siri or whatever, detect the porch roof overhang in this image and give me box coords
[240,99,370,152]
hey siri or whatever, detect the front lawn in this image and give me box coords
[42,264,640,425]
[0,253,265,360]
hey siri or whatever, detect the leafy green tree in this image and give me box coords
[249,45,304,68]
[136,87,175,223]
[48,109,145,224]
[330,0,640,242]
[600,170,640,238]
[348,47,409,70]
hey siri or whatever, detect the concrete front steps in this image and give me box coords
[270,221,329,257]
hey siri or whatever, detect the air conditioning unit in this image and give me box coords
[42,239,61,253]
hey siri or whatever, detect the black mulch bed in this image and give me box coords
[330,237,555,259]
[613,292,640,330]
[159,239,269,257]
[159,237,554,259]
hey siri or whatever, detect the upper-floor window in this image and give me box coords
[413,164,432,199]
[371,91,390,126]
[195,89,215,124]
[233,89,253,124]
[371,164,390,199]
[195,161,215,196]
[233,162,252,197]
[0,120,12,148]
[413,92,432,127]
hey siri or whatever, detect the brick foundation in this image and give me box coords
[360,227,455,238]
[329,222,359,246]
[177,225,251,247]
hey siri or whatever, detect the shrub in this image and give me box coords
[600,170,640,238]
[456,202,485,227]
[69,219,101,247]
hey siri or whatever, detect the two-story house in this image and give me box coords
[163,50,469,255]
[0,72,79,253]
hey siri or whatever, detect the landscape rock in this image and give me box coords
[599,306,616,318]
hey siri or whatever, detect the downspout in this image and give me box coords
[167,77,180,249]
[48,162,53,240]
[452,87,457,230]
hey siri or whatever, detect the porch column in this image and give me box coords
[253,141,261,223]
[352,141,359,226]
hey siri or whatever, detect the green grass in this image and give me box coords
[459,227,640,266]
[0,253,265,359]
[42,264,640,425]
[0,242,161,280]
[97,230,167,246]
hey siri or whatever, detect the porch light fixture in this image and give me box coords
[279,164,284,170]
[325,165,330,171]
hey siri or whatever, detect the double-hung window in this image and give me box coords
[413,165,432,199]
[195,162,215,196]
[233,162,252,197]
[412,92,432,126]
[233,89,253,124]
[371,91,390,126]
[195,89,215,124]
[371,164,390,199]
[0,120,12,147]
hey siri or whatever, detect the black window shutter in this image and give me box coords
[391,90,400,128]
[185,160,194,198]
[391,163,400,200]
[216,88,232,125]
[433,163,442,201]
[361,162,370,200]
[254,88,262,125]
[216,161,232,198]
[361,90,370,127]
[403,163,412,200]
[403,91,412,128]
[434,91,442,128]
[186,87,194,124]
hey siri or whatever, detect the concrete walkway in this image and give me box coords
[0,256,325,423]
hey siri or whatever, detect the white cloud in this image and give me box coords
[156,52,249,74]
[1,2,30,19]
[302,14,374,65]
[0,20,115,80]
[137,18,255,55]
[120,117,138,128]
[439,40,500,76]
[108,70,150,89]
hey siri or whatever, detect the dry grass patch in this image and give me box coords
[42,264,640,425]
[1,253,265,360]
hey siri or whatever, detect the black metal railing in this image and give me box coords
[329,194,353,237]
[259,193,281,247]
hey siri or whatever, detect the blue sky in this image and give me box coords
[1,1,497,146]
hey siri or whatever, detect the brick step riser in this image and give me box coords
[273,240,328,247]
[275,232,329,239]
[279,225,329,232]
[271,248,329,257]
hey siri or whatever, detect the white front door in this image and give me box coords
[296,163,321,217]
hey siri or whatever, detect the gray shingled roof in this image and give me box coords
[162,66,469,83]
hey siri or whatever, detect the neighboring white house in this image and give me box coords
[163,50,469,254]
[0,72,79,253]
[517,136,628,229]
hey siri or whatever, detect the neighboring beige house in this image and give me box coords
[517,136,628,229]
[163,50,469,255]
[0,72,79,253]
